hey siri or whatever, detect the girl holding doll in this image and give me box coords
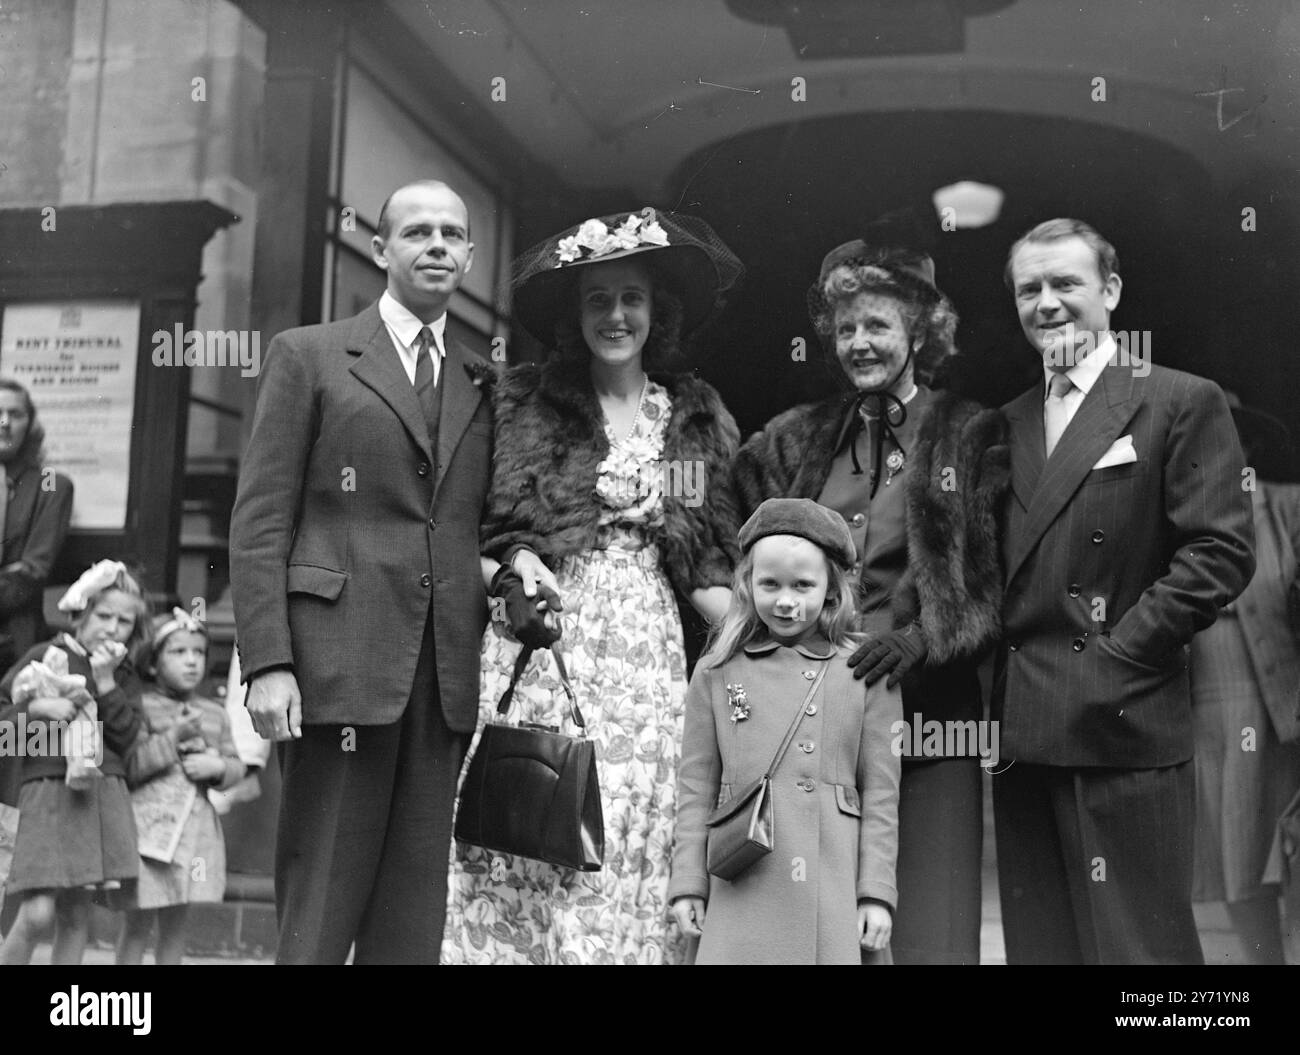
[0,560,159,964]
[119,609,244,965]
[669,498,902,965]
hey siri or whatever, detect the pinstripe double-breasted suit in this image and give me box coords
[992,357,1256,963]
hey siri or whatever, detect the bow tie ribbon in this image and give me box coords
[833,391,908,499]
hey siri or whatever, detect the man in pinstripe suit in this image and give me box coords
[992,218,1256,964]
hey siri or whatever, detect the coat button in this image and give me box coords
[796,779,815,792]
[805,703,818,716]
[417,461,430,477]
[802,670,816,680]
[420,574,432,587]
[1068,583,1081,597]
[1072,638,1086,652]
[799,740,815,753]
[1009,642,1020,652]
[428,517,437,530]
[851,512,866,527]
[1091,530,1105,544]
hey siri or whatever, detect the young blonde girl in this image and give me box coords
[119,610,244,964]
[0,560,151,964]
[668,498,902,964]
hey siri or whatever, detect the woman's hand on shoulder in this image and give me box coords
[671,896,707,938]
[689,587,731,625]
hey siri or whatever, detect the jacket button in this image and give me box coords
[1091,530,1105,544]
[799,740,815,753]
[1068,583,1081,597]
[420,574,432,588]
[796,779,815,792]
[428,517,437,530]
[803,670,816,680]
[417,461,430,477]
[1072,638,1086,652]
[851,513,866,527]
[1009,642,1020,652]
[805,703,818,716]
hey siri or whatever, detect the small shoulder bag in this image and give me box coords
[705,664,828,881]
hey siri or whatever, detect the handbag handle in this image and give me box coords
[494,643,586,733]
[761,663,829,781]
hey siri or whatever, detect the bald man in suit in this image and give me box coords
[231,181,554,963]
[993,218,1255,964]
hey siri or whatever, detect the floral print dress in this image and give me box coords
[442,381,690,965]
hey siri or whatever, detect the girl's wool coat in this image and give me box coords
[482,359,742,595]
[669,636,902,965]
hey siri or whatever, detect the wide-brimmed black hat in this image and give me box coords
[509,208,743,345]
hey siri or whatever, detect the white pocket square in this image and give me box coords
[1092,434,1137,470]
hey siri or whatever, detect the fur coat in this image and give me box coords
[732,389,1009,665]
[482,359,742,598]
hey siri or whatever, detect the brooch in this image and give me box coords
[726,683,750,723]
[884,448,905,486]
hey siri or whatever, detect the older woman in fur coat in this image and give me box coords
[732,242,1009,964]
[442,209,745,965]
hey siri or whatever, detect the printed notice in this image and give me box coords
[0,300,140,529]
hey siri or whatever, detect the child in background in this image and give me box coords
[0,560,156,964]
[119,609,244,964]
[668,499,902,964]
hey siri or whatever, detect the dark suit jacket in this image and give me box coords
[229,303,492,733]
[995,360,1255,768]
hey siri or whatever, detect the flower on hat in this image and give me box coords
[554,211,673,267]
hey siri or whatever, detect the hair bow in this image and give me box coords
[151,607,207,651]
[57,559,128,613]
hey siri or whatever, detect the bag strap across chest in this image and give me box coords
[760,662,829,780]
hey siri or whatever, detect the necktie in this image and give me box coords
[1044,372,1074,458]
[414,326,439,438]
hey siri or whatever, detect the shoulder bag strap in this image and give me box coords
[763,662,829,781]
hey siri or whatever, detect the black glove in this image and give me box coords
[848,622,928,687]
[490,566,562,649]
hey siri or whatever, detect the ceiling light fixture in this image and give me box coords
[932,181,1004,228]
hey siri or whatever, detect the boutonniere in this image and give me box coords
[726,683,750,723]
[464,359,497,389]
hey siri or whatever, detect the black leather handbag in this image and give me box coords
[455,644,604,872]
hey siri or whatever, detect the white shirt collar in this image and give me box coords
[379,290,447,358]
[1043,332,1114,400]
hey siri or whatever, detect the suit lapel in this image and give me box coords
[1005,383,1045,513]
[434,332,484,502]
[347,305,435,464]
[1006,362,1139,583]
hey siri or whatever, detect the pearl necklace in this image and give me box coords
[608,375,650,444]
